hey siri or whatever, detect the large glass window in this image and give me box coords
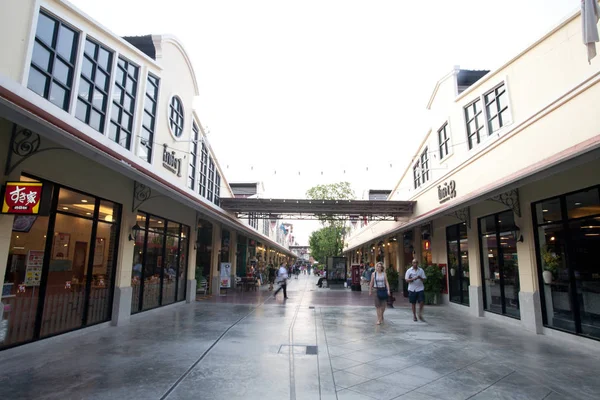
[130,212,189,314]
[76,39,112,132]
[169,96,184,137]
[2,182,121,349]
[447,223,469,306]
[189,123,199,190]
[199,142,208,197]
[484,83,510,134]
[139,74,159,162]
[420,148,429,184]
[207,157,215,202]
[109,57,138,149]
[28,11,79,111]
[534,186,600,340]
[438,123,450,160]
[479,210,520,318]
[214,173,221,206]
[465,99,485,149]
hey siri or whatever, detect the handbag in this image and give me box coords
[375,272,388,300]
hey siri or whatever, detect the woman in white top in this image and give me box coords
[369,262,391,325]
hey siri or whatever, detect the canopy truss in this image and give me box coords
[219,198,415,221]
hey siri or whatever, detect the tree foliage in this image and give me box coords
[306,182,355,262]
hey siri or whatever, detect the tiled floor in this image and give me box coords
[0,274,599,399]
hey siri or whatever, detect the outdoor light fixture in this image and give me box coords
[128,223,142,241]
[514,225,524,243]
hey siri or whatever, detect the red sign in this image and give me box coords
[2,182,43,214]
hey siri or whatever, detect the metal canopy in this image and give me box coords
[219,198,415,221]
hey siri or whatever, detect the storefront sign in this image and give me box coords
[2,182,43,214]
[438,180,457,204]
[220,262,231,288]
[162,144,182,177]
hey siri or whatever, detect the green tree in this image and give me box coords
[306,182,355,262]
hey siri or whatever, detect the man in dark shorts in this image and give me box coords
[405,259,426,321]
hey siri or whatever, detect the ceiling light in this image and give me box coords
[158,221,163,224]
[585,233,599,236]
[550,236,556,241]
[542,209,548,212]
[81,199,88,203]
[86,212,92,215]
[575,202,582,206]
[16,235,19,239]
[62,207,69,210]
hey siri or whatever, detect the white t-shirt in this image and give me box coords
[278,266,289,281]
[405,267,426,292]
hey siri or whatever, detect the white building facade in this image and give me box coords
[345,10,600,346]
[0,0,293,350]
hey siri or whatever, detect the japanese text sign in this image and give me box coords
[2,182,43,214]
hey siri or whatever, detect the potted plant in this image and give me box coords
[386,267,399,308]
[541,246,559,284]
[424,264,443,305]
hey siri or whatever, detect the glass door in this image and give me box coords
[447,223,469,306]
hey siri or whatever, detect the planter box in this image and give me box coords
[424,292,439,305]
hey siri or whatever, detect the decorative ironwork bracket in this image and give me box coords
[4,124,69,175]
[132,181,163,212]
[445,207,471,229]
[488,189,521,217]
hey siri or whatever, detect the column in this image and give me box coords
[210,223,222,295]
[0,167,21,321]
[111,205,136,326]
[467,211,484,317]
[516,203,544,333]
[186,220,198,303]
[229,232,238,283]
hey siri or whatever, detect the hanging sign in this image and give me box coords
[162,144,182,177]
[2,182,43,214]
[438,180,457,204]
[220,262,231,288]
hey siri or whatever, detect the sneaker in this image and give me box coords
[413,316,418,322]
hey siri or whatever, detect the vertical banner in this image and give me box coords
[220,262,231,288]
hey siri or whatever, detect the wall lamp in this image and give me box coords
[514,225,524,243]
[128,223,142,241]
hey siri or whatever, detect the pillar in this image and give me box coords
[186,219,198,303]
[229,232,238,283]
[111,204,136,326]
[0,166,21,322]
[515,202,544,333]
[467,211,484,317]
[210,223,222,294]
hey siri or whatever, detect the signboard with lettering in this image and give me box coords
[438,180,457,204]
[2,182,43,214]
[162,144,182,176]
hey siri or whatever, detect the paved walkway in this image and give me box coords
[1,274,599,399]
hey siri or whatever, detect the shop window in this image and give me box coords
[447,223,469,306]
[534,185,600,340]
[484,83,510,134]
[28,11,79,111]
[479,210,520,318]
[438,123,450,160]
[189,122,199,190]
[1,180,121,349]
[169,96,184,137]
[76,39,113,132]
[465,99,484,149]
[109,57,138,150]
[130,212,189,314]
[139,73,159,162]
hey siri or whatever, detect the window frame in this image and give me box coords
[207,157,215,202]
[484,82,511,135]
[420,147,429,184]
[75,37,113,133]
[109,56,139,150]
[189,122,199,190]
[214,172,221,206]
[27,10,80,112]
[199,142,208,197]
[168,95,185,138]
[438,122,450,160]
[413,161,421,189]
[139,72,160,163]
[464,98,485,150]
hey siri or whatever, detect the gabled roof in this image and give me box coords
[122,35,156,59]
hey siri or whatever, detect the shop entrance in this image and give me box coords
[479,210,521,318]
[533,185,600,340]
[447,223,469,306]
[2,178,121,349]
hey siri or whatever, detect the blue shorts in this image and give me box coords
[408,290,425,304]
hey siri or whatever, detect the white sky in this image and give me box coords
[70,0,578,245]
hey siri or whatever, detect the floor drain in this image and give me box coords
[279,345,318,355]
[308,306,315,309]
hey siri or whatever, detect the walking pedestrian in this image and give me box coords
[268,264,276,291]
[273,262,289,299]
[369,262,390,325]
[405,259,427,322]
